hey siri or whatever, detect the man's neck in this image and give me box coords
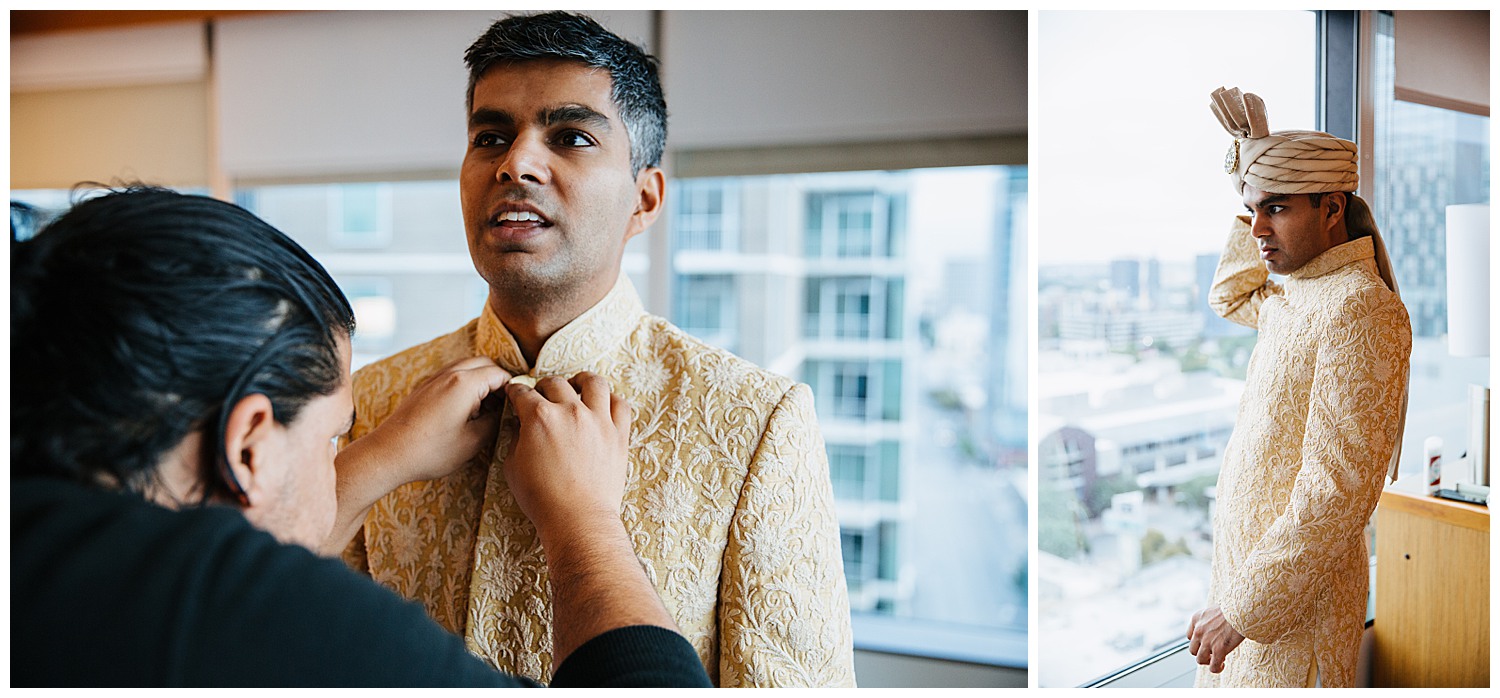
[486,278,615,367]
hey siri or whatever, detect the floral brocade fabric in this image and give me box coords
[342,275,856,687]
[1197,218,1411,687]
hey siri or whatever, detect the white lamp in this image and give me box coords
[1446,203,1489,487]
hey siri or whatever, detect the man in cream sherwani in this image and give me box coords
[1186,87,1412,688]
[341,12,854,687]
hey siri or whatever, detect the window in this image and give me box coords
[340,277,397,357]
[806,190,900,258]
[804,277,905,340]
[1370,11,1491,479]
[674,179,736,251]
[329,183,392,248]
[828,445,870,501]
[668,165,1027,667]
[1036,10,1316,687]
[235,180,474,371]
[832,362,871,419]
[673,274,737,352]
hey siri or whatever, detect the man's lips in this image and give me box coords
[489,202,552,228]
[486,203,553,243]
[1260,246,1278,260]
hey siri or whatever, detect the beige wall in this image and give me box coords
[12,82,210,190]
[11,10,1026,190]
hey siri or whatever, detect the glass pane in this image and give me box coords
[1036,10,1316,687]
[1370,11,1490,483]
[341,277,397,355]
[667,165,1027,663]
[339,183,381,235]
[234,180,474,370]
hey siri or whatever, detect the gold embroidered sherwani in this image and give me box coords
[342,275,856,687]
[1198,218,1411,688]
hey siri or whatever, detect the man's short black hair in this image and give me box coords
[464,11,668,175]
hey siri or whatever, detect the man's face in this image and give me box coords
[1241,184,1345,275]
[461,59,661,307]
[244,335,353,551]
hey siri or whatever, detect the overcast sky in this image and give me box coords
[1036,10,1317,265]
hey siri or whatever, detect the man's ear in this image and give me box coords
[222,393,278,506]
[1323,191,1348,230]
[625,166,666,242]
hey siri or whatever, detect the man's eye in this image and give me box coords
[555,131,595,147]
[1268,205,1285,214]
[473,133,505,148]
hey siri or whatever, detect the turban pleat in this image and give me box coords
[1212,88,1360,195]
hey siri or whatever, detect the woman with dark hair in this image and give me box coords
[10,187,710,687]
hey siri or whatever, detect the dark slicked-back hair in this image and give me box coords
[10,186,356,504]
[464,11,667,174]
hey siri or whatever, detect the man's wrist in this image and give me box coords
[334,433,406,510]
[532,506,626,553]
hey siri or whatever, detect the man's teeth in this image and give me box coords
[498,211,542,222]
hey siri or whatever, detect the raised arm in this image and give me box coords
[1208,215,1282,328]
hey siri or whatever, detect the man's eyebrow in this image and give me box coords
[1246,194,1292,211]
[541,104,612,131]
[468,108,514,129]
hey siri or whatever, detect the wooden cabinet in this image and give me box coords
[1372,482,1490,687]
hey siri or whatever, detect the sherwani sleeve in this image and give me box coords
[1218,289,1411,644]
[716,383,857,687]
[1209,215,1282,328]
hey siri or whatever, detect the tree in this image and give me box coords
[1178,473,1219,512]
[1085,473,1138,520]
[1141,528,1191,566]
[1039,480,1088,559]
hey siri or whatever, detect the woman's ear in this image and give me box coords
[222,393,277,506]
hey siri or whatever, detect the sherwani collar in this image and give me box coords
[1289,235,1375,281]
[474,273,645,377]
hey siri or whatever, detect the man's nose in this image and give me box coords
[1249,212,1272,238]
[496,137,548,185]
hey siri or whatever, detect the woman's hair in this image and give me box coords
[11,186,356,502]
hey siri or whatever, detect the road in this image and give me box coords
[907,394,1028,629]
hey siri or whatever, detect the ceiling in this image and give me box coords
[11,10,296,37]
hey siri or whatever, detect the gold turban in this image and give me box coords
[1210,85,1409,481]
[1211,86,1360,195]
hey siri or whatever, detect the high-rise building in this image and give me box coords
[1374,101,1490,338]
[1144,258,1161,310]
[989,168,1029,458]
[1109,259,1141,300]
[1196,253,1243,338]
[670,172,917,614]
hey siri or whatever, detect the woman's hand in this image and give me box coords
[323,357,511,555]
